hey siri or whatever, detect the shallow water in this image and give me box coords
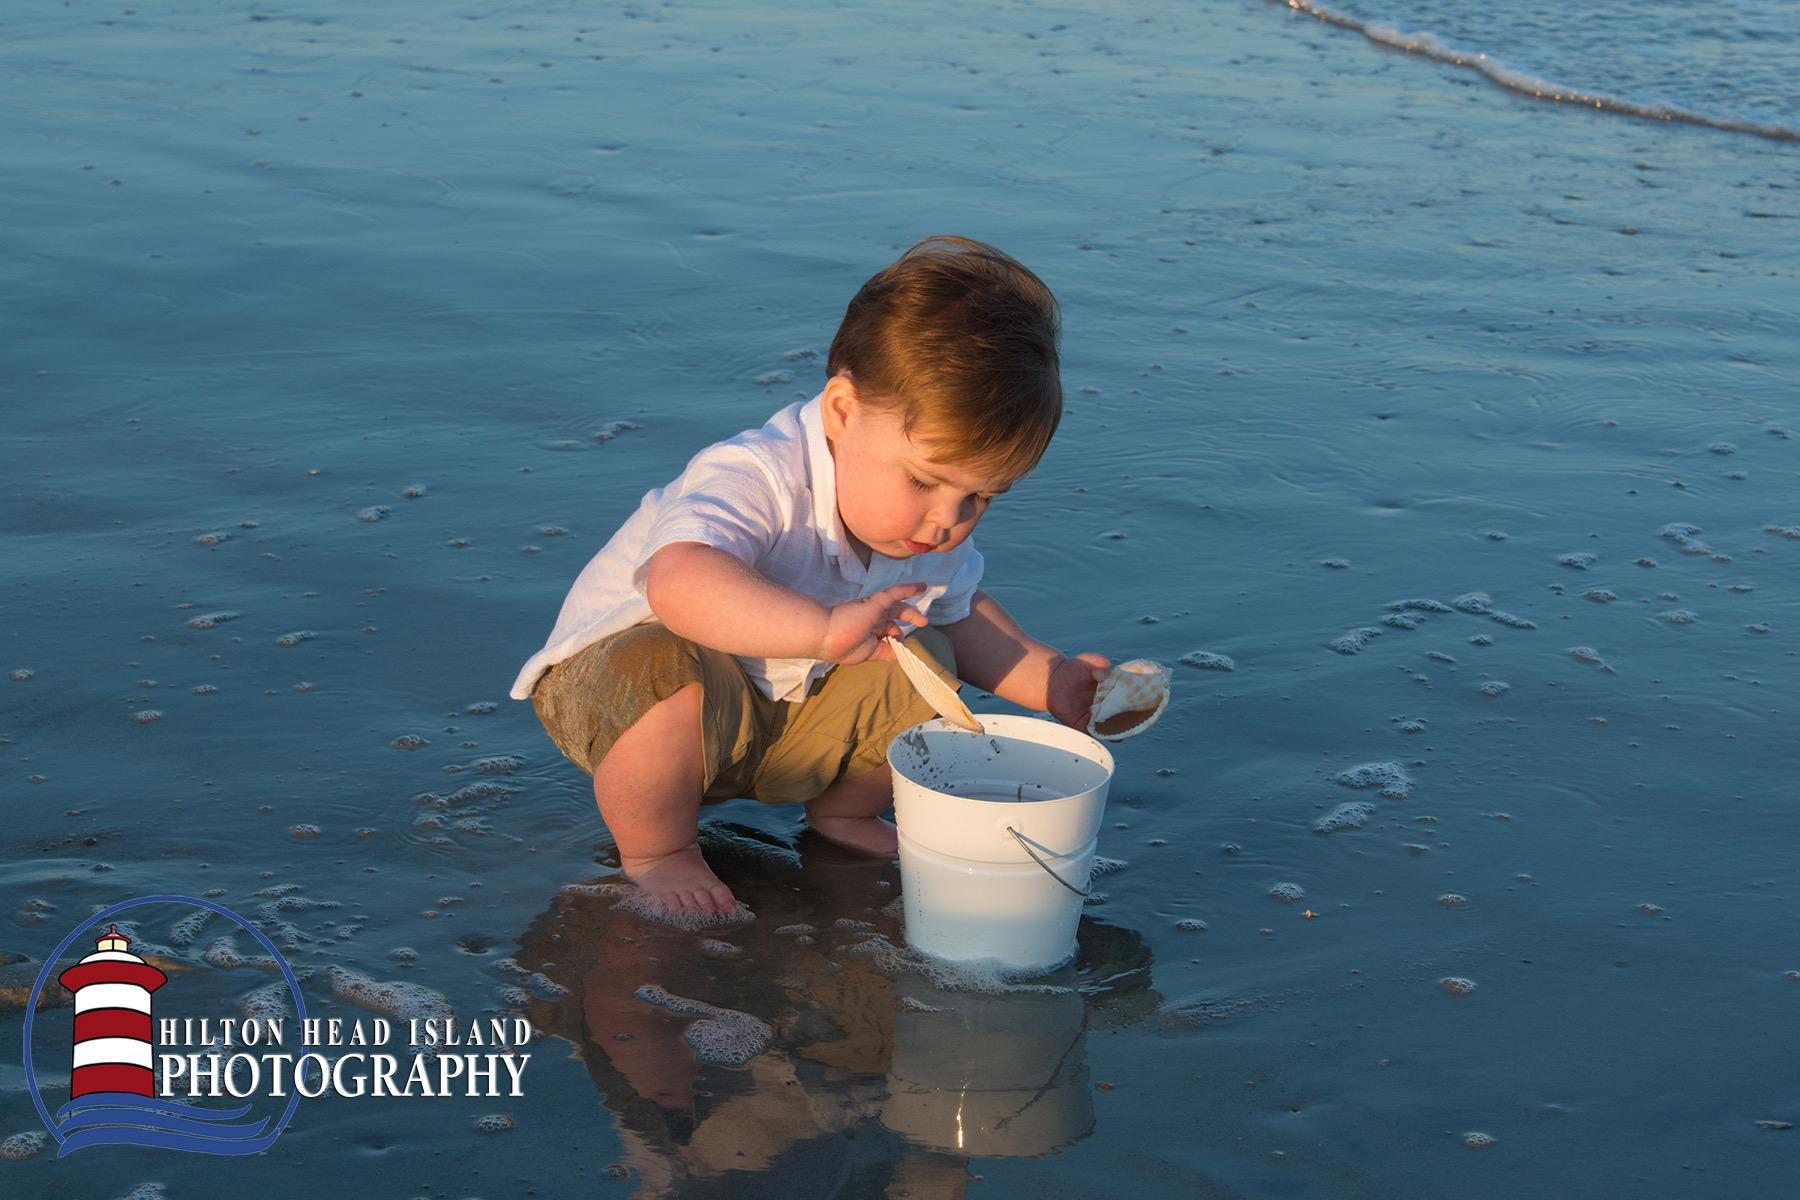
[4,0,1797,1196]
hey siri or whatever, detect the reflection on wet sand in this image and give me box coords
[509,823,1162,1196]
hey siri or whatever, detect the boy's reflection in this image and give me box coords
[510,822,1161,1197]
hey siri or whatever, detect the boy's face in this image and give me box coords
[820,374,1013,565]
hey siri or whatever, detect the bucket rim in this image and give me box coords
[886,713,1116,804]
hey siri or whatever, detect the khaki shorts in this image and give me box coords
[530,620,962,805]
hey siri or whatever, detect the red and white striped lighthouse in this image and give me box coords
[57,924,167,1100]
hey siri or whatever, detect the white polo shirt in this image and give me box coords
[509,389,985,704]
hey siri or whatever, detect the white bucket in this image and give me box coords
[887,714,1115,973]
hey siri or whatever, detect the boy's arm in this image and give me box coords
[936,590,1063,712]
[645,542,830,658]
[644,542,925,663]
[938,591,1113,729]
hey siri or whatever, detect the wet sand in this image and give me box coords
[3,0,1797,1195]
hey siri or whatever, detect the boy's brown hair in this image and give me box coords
[827,235,1061,486]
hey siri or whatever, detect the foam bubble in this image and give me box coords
[201,937,278,972]
[1462,1131,1496,1148]
[524,972,569,1000]
[1316,802,1374,833]
[275,630,316,647]
[0,1131,46,1160]
[1390,599,1455,614]
[1269,882,1306,904]
[633,985,772,1066]
[1439,977,1477,997]
[1479,682,1510,698]
[1179,650,1234,671]
[1174,918,1208,932]
[391,735,430,750]
[241,981,291,1022]
[168,910,214,946]
[1330,627,1382,655]
[1336,762,1412,800]
[357,505,391,523]
[839,934,1078,993]
[133,710,162,724]
[326,965,455,1034]
[1438,894,1468,907]
[474,1113,515,1132]
[1558,552,1597,569]
[187,611,240,629]
[606,886,755,931]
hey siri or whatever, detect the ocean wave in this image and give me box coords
[1277,0,1800,142]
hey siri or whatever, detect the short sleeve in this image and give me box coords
[630,447,786,593]
[928,543,985,624]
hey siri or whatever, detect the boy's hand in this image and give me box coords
[1047,652,1112,731]
[817,583,929,665]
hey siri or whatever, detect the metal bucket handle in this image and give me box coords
[1005,826,1092,898]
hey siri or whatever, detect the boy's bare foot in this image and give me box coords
[619,845,736,915]
[804,814,899,858]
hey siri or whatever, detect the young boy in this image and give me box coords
[511,235,1113,917]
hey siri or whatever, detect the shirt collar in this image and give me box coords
[799,390,852,564]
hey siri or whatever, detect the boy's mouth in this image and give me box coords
[902,539,935,553]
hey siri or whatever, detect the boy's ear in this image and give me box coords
[821,372,858,437]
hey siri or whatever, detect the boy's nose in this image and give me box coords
[929,497,969,531]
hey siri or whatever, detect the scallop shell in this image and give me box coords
[884,635,983,734]
[1087,659,1173,742]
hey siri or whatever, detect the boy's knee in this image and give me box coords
[588,680,703,779]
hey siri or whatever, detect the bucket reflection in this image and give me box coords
[881,970,1092,1157]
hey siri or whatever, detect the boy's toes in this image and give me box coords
[705,883,736,913]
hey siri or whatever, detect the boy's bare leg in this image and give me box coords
[805,764,900,857]
[592,682,736,915]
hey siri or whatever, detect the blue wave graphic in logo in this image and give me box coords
[51,1091,277,1157]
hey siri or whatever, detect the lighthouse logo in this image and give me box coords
[22,893,535,1160]
[21,894,308,1158]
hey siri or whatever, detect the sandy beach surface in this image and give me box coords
[4,1,1797,1195]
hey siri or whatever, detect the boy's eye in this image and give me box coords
[908,472,996,502]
